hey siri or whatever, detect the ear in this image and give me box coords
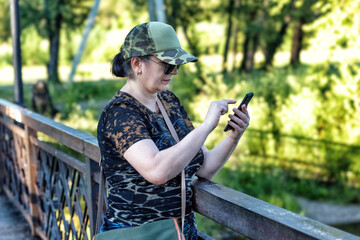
[131,57,143,75]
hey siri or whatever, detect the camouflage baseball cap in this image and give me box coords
[121,22,198,65]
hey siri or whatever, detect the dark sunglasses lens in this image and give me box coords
[164,64,180,74]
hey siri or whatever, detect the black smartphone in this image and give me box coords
[224,92,254,132]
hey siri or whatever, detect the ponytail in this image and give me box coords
[111,51,131,78]
[111,52,151,78]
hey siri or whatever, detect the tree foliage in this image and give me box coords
[2,0,358,78]
[19,0,92,83]
[20,0,91,38]
[0,0,11,42]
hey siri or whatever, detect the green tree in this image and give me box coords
[261,0,295,69]
[235,0,295,72]
[239,0,266,73]
[20,0,92,84]
[165,0,215,86]
[222,0,235,73]
[0,0,11,41]
[290,0,330,66]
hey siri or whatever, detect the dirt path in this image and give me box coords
[296,197,360,226]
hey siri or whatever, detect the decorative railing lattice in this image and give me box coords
[0,101,98,240]
[35,142,90,240]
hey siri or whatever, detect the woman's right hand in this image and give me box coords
[203,100,236,131]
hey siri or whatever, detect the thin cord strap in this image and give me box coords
[156,96,186,236]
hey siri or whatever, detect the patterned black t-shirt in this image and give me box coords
[97,90,204,239]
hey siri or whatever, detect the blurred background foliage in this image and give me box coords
[1,0,360,238]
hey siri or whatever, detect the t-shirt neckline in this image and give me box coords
[117,90,161,114]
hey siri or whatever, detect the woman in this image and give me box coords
[97,21,250,240]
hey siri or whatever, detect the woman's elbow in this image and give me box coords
[144,171,169,185]
[196,168,215,181]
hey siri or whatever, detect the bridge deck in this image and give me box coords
[0,192,39,240]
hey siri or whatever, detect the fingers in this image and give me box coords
[228,106,250,129]
[220,100,237,113]
[227,119,243,132]
[228,115,247,129]
[208,99,241,120]
[241,104,250,118]
[225,99,237,104]
[211,100,235,115]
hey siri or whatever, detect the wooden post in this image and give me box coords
[24,125,41,236]
[9,0,24,107]
[85,157,100,237]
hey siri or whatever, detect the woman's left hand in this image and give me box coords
[227,104,250,142]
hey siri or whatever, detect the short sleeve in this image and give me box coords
[104,102,151,156]
[179,102,194,131]
[163,91,194,131]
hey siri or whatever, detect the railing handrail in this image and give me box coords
[0,98,359,240]
[0,98,100,161]
[193,180,359,240]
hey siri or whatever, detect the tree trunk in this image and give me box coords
[290,19,304,66]
[231,23,239,72]
[263,22,287,68]
[47,11,62,84]
[245,0,266,73]
[246,33,259,72]
[168,0,178,28]
[263,0,295,69]
[239,8,257,72]
[222,0,235,74]
[231,0,241,72]
[239,32,250,72]
[68,0,101,84]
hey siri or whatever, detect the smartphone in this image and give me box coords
[224,92,254,132]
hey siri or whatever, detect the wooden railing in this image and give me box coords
[0,98,359,240]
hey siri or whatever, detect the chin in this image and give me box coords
[159,85,169,92]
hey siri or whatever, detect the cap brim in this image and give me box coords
[153,48,198,65]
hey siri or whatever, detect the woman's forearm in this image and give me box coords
[152,123,212,183]
[197,104,250,180]
[196,135,240,180]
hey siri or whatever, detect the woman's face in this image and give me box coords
[140,56,178,94]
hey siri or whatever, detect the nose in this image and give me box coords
[170,66,178,75]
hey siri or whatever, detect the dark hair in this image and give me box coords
[111,52,151,78]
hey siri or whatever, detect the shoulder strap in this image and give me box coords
[156,96,186,235]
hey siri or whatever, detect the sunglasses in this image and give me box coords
[148,58,181,75]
